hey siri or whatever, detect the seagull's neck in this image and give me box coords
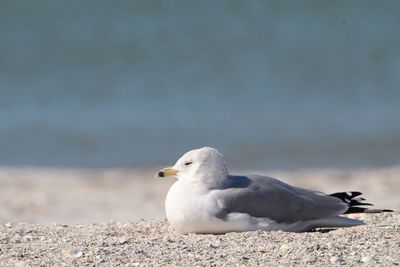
[180,168,229,192]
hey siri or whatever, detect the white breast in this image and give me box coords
[165,181,226,233]
[165,181,266,234]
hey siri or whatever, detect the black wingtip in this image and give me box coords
[330,191,392,214]
[382,209,394,212]
[330,191,362,199]
[345,207,368,214]
[361,208,394,214]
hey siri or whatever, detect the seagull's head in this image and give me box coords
[156,147,229,188]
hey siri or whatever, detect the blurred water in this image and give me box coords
[1,1,400,169]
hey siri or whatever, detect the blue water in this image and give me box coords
[1,1,400,169]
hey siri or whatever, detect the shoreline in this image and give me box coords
[0,167,399,265]
[1,166,399,224]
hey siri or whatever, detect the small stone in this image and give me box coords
[118,237,128,244]
[257,247,267,253]
[330,256,342,264]
[5,222,12,228]
[22,235,33,242]
[209,241,221,248]
[70,249,83,258]
[279,244,291,252]
[326,242,335,249]
[305,256,317,263]
[14,261,28,267]
[361,256,372,263]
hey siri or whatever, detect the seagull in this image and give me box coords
[156,147,392,234]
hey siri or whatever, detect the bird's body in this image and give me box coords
[157,147,391,234]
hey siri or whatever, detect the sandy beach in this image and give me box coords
[0,167,399,265]
[1,167,399,224]
[1,213,399,266]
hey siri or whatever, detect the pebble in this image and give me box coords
[257,247,267,253]
[279,244,291,252]
[70,249,83,258]
[22,235,33,242]
[330,256,343,264]
[326,242,335,249]
[14,262,28,267]
[305,255,317,263]
[361,256,372,263]
[209,240,221,248]
[118,237,128,244]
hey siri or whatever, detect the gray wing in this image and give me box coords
[215,175,348,222]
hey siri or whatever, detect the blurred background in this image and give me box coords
[1,1,400,170]
[1,1,400,224]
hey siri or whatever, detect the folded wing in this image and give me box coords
[216,175,349,223]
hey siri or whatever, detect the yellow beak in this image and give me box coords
[156,166,178,178]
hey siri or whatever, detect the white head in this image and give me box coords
[157,147,229,188]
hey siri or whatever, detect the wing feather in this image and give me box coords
[215,175,348,223]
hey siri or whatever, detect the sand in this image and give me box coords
[1,213,399,266]
[0,167,399,266]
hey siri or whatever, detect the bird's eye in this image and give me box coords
[184,162,192,166]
